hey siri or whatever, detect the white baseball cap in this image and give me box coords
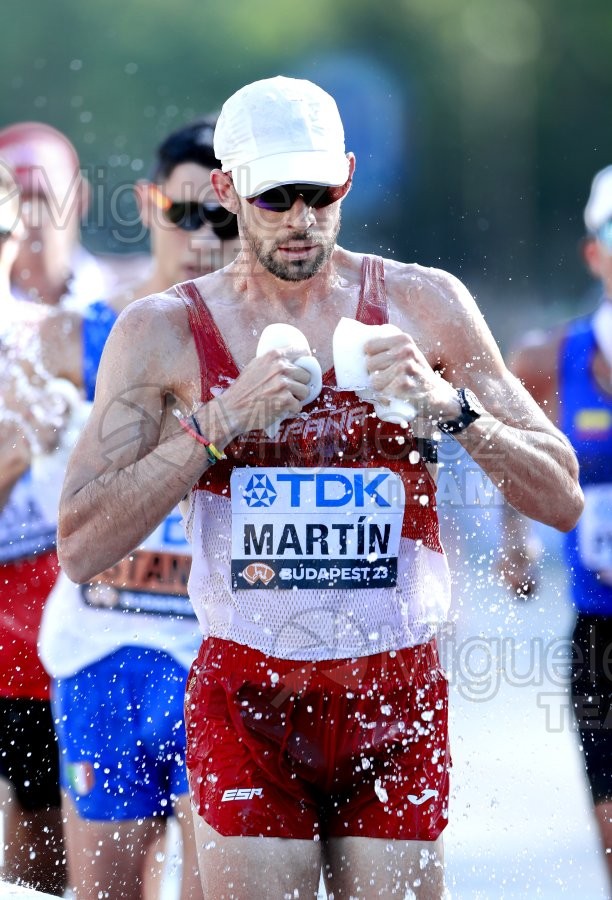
[584,164,612,233]
[214,75,350,198]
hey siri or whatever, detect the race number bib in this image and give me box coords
[231,467,404,590]
[0,473,57,563]
[80,548,195,617]
[578,484,612,572]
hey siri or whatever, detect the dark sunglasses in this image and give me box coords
[247,181,349,213]
[150,185,238,239]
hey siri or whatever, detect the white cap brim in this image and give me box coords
[229,150,350,198]
[584,165,612,233]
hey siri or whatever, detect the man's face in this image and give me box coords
[5,139,85,301]
[12,191,81,299]
[147,162,240,285]
[237,192,342,282]
[585,224,612,297]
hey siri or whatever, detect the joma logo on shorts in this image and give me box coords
[221,787,264,802]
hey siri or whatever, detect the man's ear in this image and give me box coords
[211,169,240,214]
[342,152,356,196]
[346,152,356,183]
[582,236,602,279]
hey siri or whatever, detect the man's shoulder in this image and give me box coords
[111,287,192,344]
[90,287,198,396]
[338,251,458,294]
[381,257,466,292]
[117,284,188,315]
[380,259,475,323]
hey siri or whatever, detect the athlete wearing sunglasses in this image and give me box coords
[58,77,582,900]
[502,164,612,890]
[246,179,351,213]
[149,183,238,239]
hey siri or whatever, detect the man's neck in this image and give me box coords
[108,266,167,313]
[13,274,71,306]
[233,247,344,313]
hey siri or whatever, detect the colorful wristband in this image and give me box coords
[177,414,226,464]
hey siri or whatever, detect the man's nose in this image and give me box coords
[285,197,316,227]
[189,222,222,244]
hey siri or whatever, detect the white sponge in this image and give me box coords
[333,317,416,424]
[256,324,323,438]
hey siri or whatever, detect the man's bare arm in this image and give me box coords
[497,331,563,591]
[0,422,31,507]
[1,346,75,508]
[57,298,311,582]
[377,268,582,531]
[451,367,579,531]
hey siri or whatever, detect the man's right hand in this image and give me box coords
[212,347,313,441]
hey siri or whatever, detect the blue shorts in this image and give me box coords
[52,646,190,821]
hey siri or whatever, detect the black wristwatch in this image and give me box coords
[437,388,484,435]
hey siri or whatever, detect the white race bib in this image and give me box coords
[578,484,612,571]
[0,472,56,562]
[230,467,405,590]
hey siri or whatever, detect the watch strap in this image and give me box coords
[437,388,481,435]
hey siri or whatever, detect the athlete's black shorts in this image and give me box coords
[0,697,61,810]
[570,613,612,805]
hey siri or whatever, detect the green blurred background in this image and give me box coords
[3,0,612,346]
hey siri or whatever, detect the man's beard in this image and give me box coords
[239,214,340,282]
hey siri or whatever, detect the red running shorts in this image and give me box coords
[185,637,450,841]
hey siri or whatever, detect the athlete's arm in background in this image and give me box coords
[496,330,564,591]
[57,296,311,583]
[0,419,31,508]
[0,349,74,507]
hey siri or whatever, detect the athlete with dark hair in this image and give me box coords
[503,164,612,891]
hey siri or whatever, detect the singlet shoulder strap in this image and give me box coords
[356,255,388,325]
[174,280,239,401]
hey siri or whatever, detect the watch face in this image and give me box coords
[438,387,484,434]
[462,388,485,417]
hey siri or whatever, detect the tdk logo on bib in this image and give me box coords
[230,467,404,591]
[276,472,392,509]
[244,474,278,508]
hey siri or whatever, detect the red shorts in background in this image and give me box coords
[0,551,59,701]
[185,636,450,841]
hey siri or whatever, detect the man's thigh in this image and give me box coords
[323,835,445,900]
[63,790,164,899]
[192,812,322,900]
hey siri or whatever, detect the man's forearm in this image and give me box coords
[458,415,582,531]
[58,427,213,583]
[0,424,32,506]
[498,498,542,595]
